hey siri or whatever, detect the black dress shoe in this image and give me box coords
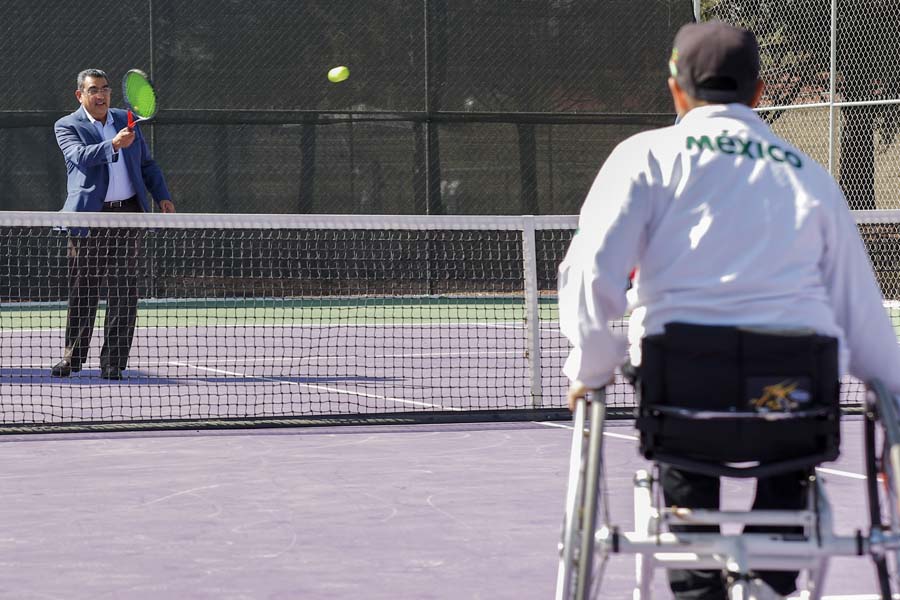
[100,366,123,380]
[51,359,82,377]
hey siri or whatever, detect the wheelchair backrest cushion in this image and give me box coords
[636,322,840,464]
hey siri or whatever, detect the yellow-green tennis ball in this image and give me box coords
[328,66,350,83]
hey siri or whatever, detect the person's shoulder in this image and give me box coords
[762,133,846,210]
[54,107,84,128]
[768,133,836,188]
[619,124,679,148]
[605,124,682,168]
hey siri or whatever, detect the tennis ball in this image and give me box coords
[328,66,350,83]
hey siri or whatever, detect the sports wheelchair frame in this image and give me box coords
[556,381,900,599]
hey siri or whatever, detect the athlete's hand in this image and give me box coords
[112,127,135,151]
[567,381,590,412]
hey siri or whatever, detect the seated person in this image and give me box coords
[558,20,900,600]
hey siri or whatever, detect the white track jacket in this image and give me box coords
[558,103,900,394]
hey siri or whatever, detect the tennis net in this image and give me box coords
[1,210,898,433]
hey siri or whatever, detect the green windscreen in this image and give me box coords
[123,71,157,119]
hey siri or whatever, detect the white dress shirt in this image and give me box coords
[558,103,900,394]
[85,109,137,202]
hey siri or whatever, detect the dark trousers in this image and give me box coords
[660,463,810,600]
[63,201,141,370]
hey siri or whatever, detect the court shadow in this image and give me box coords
[0,368,180,385]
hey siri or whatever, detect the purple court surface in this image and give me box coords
[1,324,574,423]
[0,417,881,599]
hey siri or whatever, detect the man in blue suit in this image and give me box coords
[51,68,175,380]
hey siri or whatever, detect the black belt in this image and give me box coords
[103,196,139,210]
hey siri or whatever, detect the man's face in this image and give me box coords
[76,76,111,121]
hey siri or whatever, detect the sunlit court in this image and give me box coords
[2,1,900,598]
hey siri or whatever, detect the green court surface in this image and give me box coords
[5,298,899,337]
[0,297,562,329]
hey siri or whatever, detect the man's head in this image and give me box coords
[667,21,764,117]
[75,68,112,122]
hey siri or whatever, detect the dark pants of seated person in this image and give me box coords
[660,463,810,600]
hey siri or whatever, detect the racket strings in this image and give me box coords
[123,70,157,120]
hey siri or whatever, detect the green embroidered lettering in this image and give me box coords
[736,139,755,158]
[785,150,803,168]
[716,132,736,154]
[686,135,714,151]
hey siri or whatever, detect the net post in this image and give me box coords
[521,215,543,407]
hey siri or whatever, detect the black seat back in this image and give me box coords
[635,323,841,474]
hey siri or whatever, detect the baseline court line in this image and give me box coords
[170,362,457,410]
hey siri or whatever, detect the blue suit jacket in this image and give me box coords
[54,106,171,213]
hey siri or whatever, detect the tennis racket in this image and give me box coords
[122,69,158,129]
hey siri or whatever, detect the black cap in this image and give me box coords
[669,21,760,104]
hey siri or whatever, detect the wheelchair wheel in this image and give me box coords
[556,391,609,600]
[879,440,900,596]
[864,380,900,598]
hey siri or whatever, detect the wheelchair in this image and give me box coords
[556,323,900,599]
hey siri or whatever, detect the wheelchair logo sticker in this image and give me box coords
[748,378,812,412]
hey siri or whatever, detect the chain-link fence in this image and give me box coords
[702,0,900,209]
[0,1,693,214]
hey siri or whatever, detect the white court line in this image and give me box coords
[536,421,866,480]
[817,467,867,480]
[603,431,640,442]
[169,361,457,411]
[536,421,640,442]
[536,420,575,431]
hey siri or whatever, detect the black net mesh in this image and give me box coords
[2,211,900,432]
[0,213,576,431]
